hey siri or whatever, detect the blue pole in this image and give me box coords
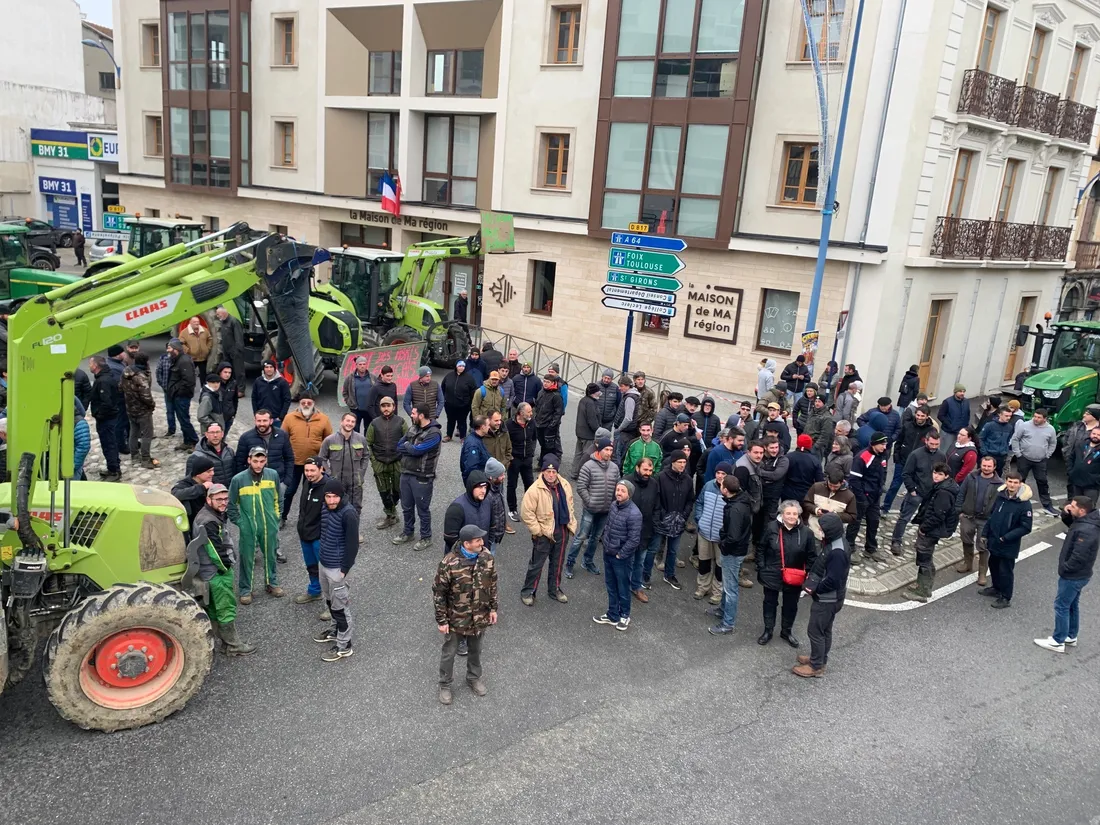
[622,312,634,374]
[805,0,867,332]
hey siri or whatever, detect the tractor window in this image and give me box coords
[130,225,202,257]
[1049,330,1100,370]
[377,259,402,292]
[0,234,28,268]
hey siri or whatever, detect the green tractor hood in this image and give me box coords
[1023,366,1097,391]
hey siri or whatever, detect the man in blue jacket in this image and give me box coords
[692,461,730,604]
[460,416,492,482]
[938,384,971,441]
[594,479,642,631]
[857,398,901,447]
[979,407,1016,475]
[982,472,1034,609]
[313,478,359,662]
[1035,495,1099,653]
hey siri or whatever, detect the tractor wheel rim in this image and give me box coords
[79,628,184,709]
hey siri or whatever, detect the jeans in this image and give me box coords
[300,539,321,596]
[1053,576,1090,643]
[171,397,198,444]
[882,462,906,510]
[95,416,120,474]
[282,464,306,519]
[846,495,881,552]
[1015,456,1051,508]
[631,533,662,590]
[662,532,685,579]
[718,555,745,628]
[604,554,633,621]
[891,490,922,542]
[352,409,372,435]
[989,555,1016,600]
[400,474,434,538]
[506,460,534,511]
[163,391,178,435]
[566,509,609,570]
[914,532,937,579]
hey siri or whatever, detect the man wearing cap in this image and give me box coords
[196,372,224,432]
[937,384,971,442]
[393,405,443,551]
[466,348,487,384]
[760,402,791,454]
[595,479,642,631]
[565,437,620,578]
[534,374,565,461]
[571,383,603,480]
[166,337,200,449]
[341,355,375,434]
[434,523,498,705]
[847,432,890,562]
[658,413,696,469]
[442,360,478,442]
[521,455,578,605]
[191,483,255,655]
[470,370,505,421]
[404,366,444,420]
[545,363,569,409]
[454,288,469,323]
[294,457,328,604]
[634,372,658,426]
[366,365,399,420]
[281,392,334,523]
[252,360,292,426]
[693,461,731,604]
[623,422,663,476]
[366,396,407,529]
[780,355,812,405]
[320,411,370,511]
[312,479,359,661]
[229,445,284,603]
[172,453,216,542]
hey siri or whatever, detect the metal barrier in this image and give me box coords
[468,327,754,426]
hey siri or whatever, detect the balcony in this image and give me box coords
[956,68,1096,145]
[1073,240,1100,271]
[929,216,1071,262]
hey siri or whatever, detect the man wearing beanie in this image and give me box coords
[794,512,849,677]
[594,479,642,631]
[106,343,131,456]
[166,337,199,449]
[846,432,890,562]
[313,478,359,661]
[172,453,216,542]
[597,368,622,431]
[535,374,566,461]
[521,455,577,605]
[565,437,620,578]
[403,366,444,420]
[659,413,696,470]
[571,382,603,480]
[442,359,477,442]
[693,460,732,604]
[782,433,824,503]
[484,458,510,547]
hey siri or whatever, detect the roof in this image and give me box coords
[130,218,204,229]
[328,247,404,261]
[0,224,28,235]
[82,21,113,40]
[1053,321,1100,331]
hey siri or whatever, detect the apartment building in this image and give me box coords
[110,0,1100,399]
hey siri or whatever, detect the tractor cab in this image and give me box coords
[326,246,405,326]
[126,219,205,258]
[0,225,76,307]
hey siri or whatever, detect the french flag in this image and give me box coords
[380,171,401,217]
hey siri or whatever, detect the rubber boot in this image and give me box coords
[218,621,256,656]
[955,547,974,574]
[903,569,934,603]
[977,550,989,586]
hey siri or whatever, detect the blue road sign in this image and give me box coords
[609,232,688,252]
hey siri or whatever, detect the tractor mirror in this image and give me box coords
[1015,325,1030,347]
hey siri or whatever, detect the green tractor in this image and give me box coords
[1013,319,1100,436]
[0,224,80,344]
[0,224,326,730]
[86,218,360,391]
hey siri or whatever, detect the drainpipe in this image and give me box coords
[840,0,908,378]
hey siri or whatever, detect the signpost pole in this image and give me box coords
[622,312,634,374]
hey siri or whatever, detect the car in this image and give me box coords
[0,217,70,250]
[27,245,59,271]
[88,237,121,262]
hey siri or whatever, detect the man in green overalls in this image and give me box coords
[229,445,284,604]
[192,483,255,655]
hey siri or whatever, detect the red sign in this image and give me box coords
[337,342,428,407]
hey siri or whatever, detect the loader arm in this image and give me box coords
[390,233,481,315]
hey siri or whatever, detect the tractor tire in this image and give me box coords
[289,349,326,396]
[178,310,222,370]
[431,322,470,369]
[43,582,214,733]
[381,326,422,348]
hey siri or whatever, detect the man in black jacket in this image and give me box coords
[571,383,602,480]
[1065,426,1100,501]
[294,457,328,606]
[709,475,752,636]
[903,463,959,602]
[780,355,811,403]
[655,454,695,590]
[506,403,537,519]
[534,375,565,461]
[628,457,662,599]
[251,360,292,425]
[794,513,849,677]
[1035,496,1099,652]
[883,406,935,511]
[315,478,360,662]
[171,454,215,541]
[166,338,199,449]
[847,432,889,562]
[89,356,123,481]
[954,456,1001,586]
[890,429,946,555]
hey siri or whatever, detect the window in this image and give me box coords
[168,10,231,91]
[541,133,570,189]
[613,0,742,97]
[426,50,484,96]
[779,142,819,206]
[146,208,161,218]
[99,71,115,91]
[423,114,480,206]
[995,158,1022,222]
[144,115,163,157]
[1067,45,1088,100]
[241,110,251,185]
[340,223,392,249]
[601,122,728,237]
[275,120,295,167]
[639,313,670,336]
[756,289,800,353]
[169,107,232,188]
[241,12,250,93]
[1038,168,1062,225]
[946,149,976,218]
[530,260,556,315]
[141,22,160,67]
[552,6,582,64]
[799,0,845,62]
[976,6,1000,72]
[367,113,399,197]
[168,12,187,89]
[204,216,220,231]
[370,51,402,95]
[270,224,288,235]
[1025,28,1047,88]
[275,16,296,66]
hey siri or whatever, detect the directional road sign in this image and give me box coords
[601,284,676,305]
[610,232,688,253]
[606,271,683,292]
[602,297,677,318]
[608,247,685,276]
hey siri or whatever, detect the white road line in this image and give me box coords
[846,541,1052,612]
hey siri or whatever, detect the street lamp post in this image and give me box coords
[81,39,120,89]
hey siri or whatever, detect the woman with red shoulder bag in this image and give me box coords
[757,499,818,648]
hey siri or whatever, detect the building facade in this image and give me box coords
[111,0,1100,400]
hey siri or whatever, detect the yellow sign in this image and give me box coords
[107,204,126,214]
[628,223,650,233]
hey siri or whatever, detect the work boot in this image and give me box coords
[792,663,825,678]
[780,629,801,648]
[140,457,159,470]
[102,472,122,482]
[293,593,321,604]
[442,436,452,443]
[955,552,974,574]
[266,585,285,597]
[693,586,708,600]
[739,573,754,588]
[521,595,535,606]
[757,629,773,646]
[217,622,256,656]
[413,537,434,552]
[439,687,453,705]
[903,570,933,603]
[375,513,398,530]
[392,533,414,545]
[866,550,888,563]
[318,608,332,621]
[469,679,488,697]
[890,542,904,556]
[708,592,722,606]
[977,552,989,587]
[275,550,287,564]
[690,555,700,570]
[797,654,812,666]
[548,592,569,603]
[239,593,253,605]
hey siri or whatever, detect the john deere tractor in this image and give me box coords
[86,217,360,390]
[0,224,324,731]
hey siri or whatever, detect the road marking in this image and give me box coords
[846,541,1053,612]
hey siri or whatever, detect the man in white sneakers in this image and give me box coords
[1035,495,1098,653]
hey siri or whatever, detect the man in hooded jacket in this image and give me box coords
[793,513,849,677]
[902,463,959,602]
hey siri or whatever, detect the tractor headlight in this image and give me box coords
[1041,388,1070,410]
[175,514,185,527]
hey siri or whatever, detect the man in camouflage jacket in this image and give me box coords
[433,524,498,705]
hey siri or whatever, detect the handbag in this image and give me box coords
[779,530,807,587]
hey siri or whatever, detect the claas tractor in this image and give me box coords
[0,223,324,731]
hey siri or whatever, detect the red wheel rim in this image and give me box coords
[390,338,407,345]
[79,628,185,710]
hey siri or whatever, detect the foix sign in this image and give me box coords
[87,133,120,163]
[30,129,88,160]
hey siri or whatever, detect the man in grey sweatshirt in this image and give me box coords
[1010,407,1058,514]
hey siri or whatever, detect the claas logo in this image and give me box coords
[125,299,169,322]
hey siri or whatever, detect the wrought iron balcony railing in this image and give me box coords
[929,216,1071,262]
[956,68,1096,145]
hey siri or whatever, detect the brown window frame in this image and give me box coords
[1038,167,1062,225]
[529,260,557,315]
[541,133,571,189]
[552,6,582,64]
[995,157,1022,222]
[1066,44,1088,100]
[423,114,479,207]
[798,0,845,62]
[340,223,393,250]
[778,142,819,207]
[366,112,399,199]
[275,16,296,66]
[426,49,484,96]
[1025,28,1047,88]
[274,120,295,167]
[142,22,161,67]
[976,6,1000,72]
[369,51,402,95]
[946,149,976,218]
[145,114,164,157]
[168,107,234,189]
